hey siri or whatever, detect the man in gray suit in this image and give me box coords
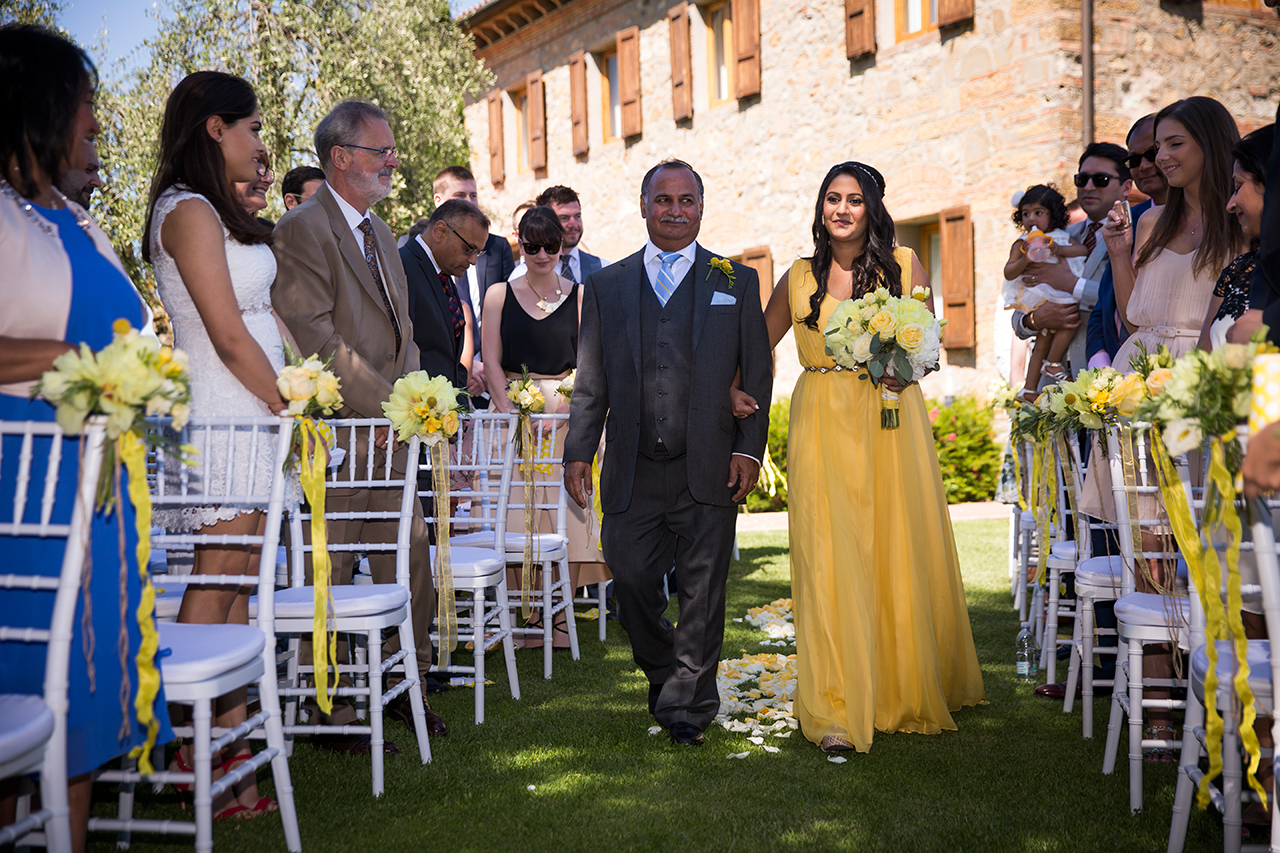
[564,160,772,746]
[1012,142,1133,381]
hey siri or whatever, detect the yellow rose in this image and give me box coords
[442,410,460,436]
[315,373,342,410]
[897,323,926,353]
[868,310,898,338]
[1144,367,1172,397]
[1110,372,1146,418]
[858,304,878,323]
[278,366,317,401]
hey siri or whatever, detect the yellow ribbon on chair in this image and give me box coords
[297,418,337,716]
[119,430,161,775]
[1012,441,1028,512]
[1030,440,1057,585]
[516,413,536,620]
[1056,434,1084,550]
[431,440,457,670]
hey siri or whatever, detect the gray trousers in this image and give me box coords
[602,449,736,730]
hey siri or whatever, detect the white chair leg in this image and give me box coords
[542,560,554,679]
[1064,599,1084,714]
[1165,685,1204,853]
[1224,706,1243,853]
[1083,599,1097,738]
[596,581,607,642]
[115,755,136,850]
[257,665,301,852]
[497,576,520,702]
[396,616,431,764]
[1041,566,1060,674]
[474,586,487,725]
[283,636,301,757]
[367,630,385,797]
[192,700,213,853]
[1032,581,1045,652]
[1128,639,1145,813]
[1103,645,1129,773]
[1009,506,1019,584]
[562,558,580,661]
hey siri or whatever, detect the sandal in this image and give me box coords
[1017,388,1039,404]
[221,753,277,819]
[1143,724,1178,763]
[1041,361,1069,383]
[241,796,278,819]
[214,804,250,822]
[168,745,194,793]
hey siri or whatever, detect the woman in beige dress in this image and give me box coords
[483,206,607,648]
[1081,96,1245,750]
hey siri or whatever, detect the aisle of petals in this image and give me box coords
[712,598,799,755]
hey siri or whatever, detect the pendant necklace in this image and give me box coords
[531,275,567,314]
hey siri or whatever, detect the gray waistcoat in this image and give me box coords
[638,267,695,458]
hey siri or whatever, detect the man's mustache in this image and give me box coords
[660,215,690,224]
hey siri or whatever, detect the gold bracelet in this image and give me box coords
[1026,312,1037,332]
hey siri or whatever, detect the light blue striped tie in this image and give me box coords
[654,251,681,307]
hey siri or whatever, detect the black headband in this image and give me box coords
[835,160,885,195]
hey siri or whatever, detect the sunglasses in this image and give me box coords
[1126,147,1157,171]
[521,241,561,256]
[1073,172,1117,189]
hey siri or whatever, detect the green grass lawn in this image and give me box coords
[91,520,1228,852]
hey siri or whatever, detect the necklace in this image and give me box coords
[0,177,94,240]
[529,274,567,314]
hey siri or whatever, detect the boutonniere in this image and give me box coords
[707,256,736,290]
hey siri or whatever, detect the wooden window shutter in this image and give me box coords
[938,0,974,27]
[569,51,588,156]
[732,0,760,98]
[617,27,642,138]
[938,206,975,349]
[740,245,773,313]
[844,0,875,59]
[527,70,546,170]
[668,4,692,122]
[487,90,504,186]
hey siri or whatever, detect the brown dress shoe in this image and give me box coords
[311,734,399,755]
[388,695,447,736]
[1034,682,1082,700]
[820,734,856,753]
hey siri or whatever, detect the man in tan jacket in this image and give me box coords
[272,100,446,751]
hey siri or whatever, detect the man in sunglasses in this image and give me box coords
[1012,141,1133,384]
[1085,117,1168,369]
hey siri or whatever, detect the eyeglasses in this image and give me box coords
[1126,147,1157,170]
[447,222,485,258]
[1073,172,1117,189]
[521,241,561,257]
[342,143,398,161]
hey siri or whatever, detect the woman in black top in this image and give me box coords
[1203,124,1272,349]
[482,207,605,648]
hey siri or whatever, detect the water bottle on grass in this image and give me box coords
[1015,621,1037,683]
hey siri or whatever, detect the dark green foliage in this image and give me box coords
[927,393,1001,504]
[745,396,789,513]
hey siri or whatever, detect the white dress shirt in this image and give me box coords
[331,186,401,328]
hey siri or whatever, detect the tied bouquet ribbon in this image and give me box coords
[295,418,338,714]
[507,369,547,620]
[1029,439,1057,585]
[1149,431,1265,809]
[431,440,458,670]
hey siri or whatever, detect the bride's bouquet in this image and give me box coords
[823,286,943,428]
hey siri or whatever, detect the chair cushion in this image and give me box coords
[1049,540,1077,562]
[0,695,53,766]
[248,584,409,619]
[158,622,265,685]
[451,531,568,554]
[430,545,507,577]
[1020,509,1037,529]
[1114,592,1190,628]
[1191,639,1274,713]
[1074,555,1125,589]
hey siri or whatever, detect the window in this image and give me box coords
[513,88,530,172]
[601,49,622,142]
[706,0,734,106]
[918,221,941,292]
[896,0,938,40]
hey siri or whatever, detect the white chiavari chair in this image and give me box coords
[91,415,300,853]
[0,419,107,853]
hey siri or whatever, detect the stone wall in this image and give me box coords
[461,0,1280,401]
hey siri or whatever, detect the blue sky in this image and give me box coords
[61,0,474,69]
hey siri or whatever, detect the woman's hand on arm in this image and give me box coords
[481,283,511,413]
[161,199,286,412]
[0,337,76,385]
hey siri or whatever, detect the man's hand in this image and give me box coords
[1229,309,1265,345]
[728,456,761,502]
[565,460,593,509]
[1028,302,1081,333]
[1243,425,1280,500]
[1023,260,1077,293]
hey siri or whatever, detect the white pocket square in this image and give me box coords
[711,292,736,306]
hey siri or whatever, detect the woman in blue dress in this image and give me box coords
[0,25,172,852]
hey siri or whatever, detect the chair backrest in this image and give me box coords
[506,413,570,538]
[1104,423,1183,597]
[288,417,420,589]
[150,415,294,636]
[0,418,107,852]
[418,412,516,538]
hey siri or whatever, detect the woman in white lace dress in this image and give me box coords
[142,71,288,820]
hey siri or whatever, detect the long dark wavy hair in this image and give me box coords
[0,24,98,200]
[1134,96,1242,278]
[801,161,900,330]
[142,71,271,263]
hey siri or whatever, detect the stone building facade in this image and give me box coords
[458,0,1280,400]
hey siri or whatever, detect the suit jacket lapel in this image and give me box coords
[625,255,644,376]
[410,241,453,332]
[320,185,388,312]
[691,244,713,352]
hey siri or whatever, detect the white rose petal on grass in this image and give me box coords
[762,745,780,754]
[647,725,663,736]
[827,755,848,764]
[747,736,764,745]
[726,752,750,760]
[527,785,536,791]
[773,731,793,739]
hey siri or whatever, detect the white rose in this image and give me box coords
[850,333,873,363]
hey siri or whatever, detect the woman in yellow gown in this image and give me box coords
[752,162,984,752]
